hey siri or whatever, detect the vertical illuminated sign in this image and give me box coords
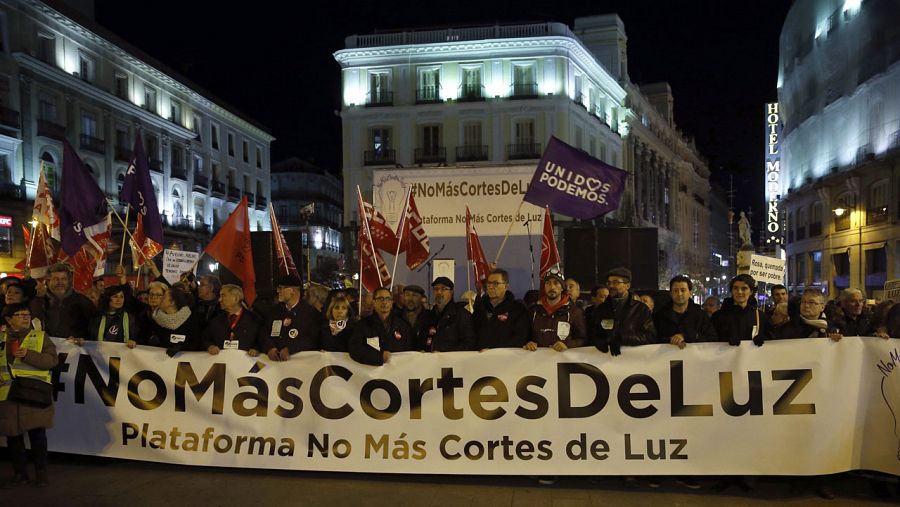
[765,102,782,245]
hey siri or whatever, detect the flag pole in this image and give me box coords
[105,199,142,249]
[118,207,130,265]
[25,222,37,269]
[268,204,288,276]
[357,186,383,287]
[493,199,525,265]
[389,187,411,289]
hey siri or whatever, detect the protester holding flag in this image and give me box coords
[589,267,657,356]
[473,268,530,350]
[202,285,260,356]
[88,285,137,347]
[349,286,413,366]
[259,275,322,361]
[526,269,587,351]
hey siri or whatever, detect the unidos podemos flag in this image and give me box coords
[523,136,628,220]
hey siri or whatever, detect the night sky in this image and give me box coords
[94,0,792,226]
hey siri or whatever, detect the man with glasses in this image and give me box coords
[474,269,529,349]
[777,288,841,340]
[526,269,587,351]
[589,267,656,356]
[259,275,322,361]
[419,277,475,352]
[36,263,96,343]
[349,286,413,365]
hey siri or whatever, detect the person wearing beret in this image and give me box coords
[259,275,323,361]
[419,277,476,352]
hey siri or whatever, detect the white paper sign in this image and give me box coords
[749,254,786,285]
[884,279,900,302]
[163,250,200,285]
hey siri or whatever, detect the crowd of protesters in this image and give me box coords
[1,260,897,496]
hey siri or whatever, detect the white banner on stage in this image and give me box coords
[372,166,543,237]
[39,338,900,475]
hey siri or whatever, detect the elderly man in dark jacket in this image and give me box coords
[527,269,587,351]
[830,288,874,336]
[589,267,657,355]
[777,288,842,340]
[654,275,717,348]
[349,287,414,365]
[420,277,476,352]
[474,269,530,349]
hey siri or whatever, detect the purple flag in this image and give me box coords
[121,133,163,244]
[60,140,107,255]
[523,136,628,219]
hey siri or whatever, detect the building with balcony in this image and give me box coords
[0,0,273,274]
[778,0,900,298]
[335,14,711,287]
[271,158,343,272]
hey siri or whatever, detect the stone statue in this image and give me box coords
[737,211,752,248]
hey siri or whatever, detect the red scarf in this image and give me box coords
[540,293,570,316]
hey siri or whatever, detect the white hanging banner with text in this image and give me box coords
[36,338,900,475]
[749,254,786,285]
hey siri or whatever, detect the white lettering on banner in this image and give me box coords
[43,338,900,475]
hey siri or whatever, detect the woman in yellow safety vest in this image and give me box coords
[0,302,58,488]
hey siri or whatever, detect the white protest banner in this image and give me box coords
[35,338,900,475]
[162,250,200,284]
[373,166,543,237]
[749,254,786,284]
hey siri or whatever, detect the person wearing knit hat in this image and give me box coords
[589,266,657,356]
[525,267,587,352]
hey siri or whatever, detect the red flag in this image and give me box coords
[361,200,400,253]
[62,214,111,291]
[357,188,391,291]
[18,224,58,277]
[268,203,300,278]
[396,191,430,270]
[465,206,490,290]
[539,206,560,277]
[204,196,256,305]
[128,214,163,269]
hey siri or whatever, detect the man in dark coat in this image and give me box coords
[399,285,430,348]
[654,275,717,348]
[38,263,96,341]
[201,284,261,356]
[776,288,841,340]
[831,288,874,336]
[527,269,587,351]
[711,274,771,346]
[420,277,476,352]
[194,275,223,327]
[474,269,530,349]
[349,287,413,365]
[589,267,657,355]
[259,275,322,361]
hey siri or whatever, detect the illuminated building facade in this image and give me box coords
[778,0,900,297]
[270,158,344,270]
[0,0,273,274]
[335,14,711,285]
